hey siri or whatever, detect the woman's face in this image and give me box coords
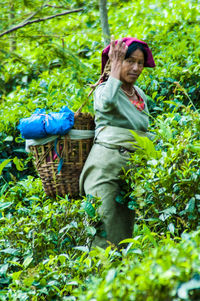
[120,48,144,85]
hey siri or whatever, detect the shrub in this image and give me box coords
[123,106,200,234]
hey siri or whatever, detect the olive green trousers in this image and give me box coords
[79,143,135,249]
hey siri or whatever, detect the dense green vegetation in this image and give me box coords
[0,0,200,300]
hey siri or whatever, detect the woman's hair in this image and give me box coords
[101,42,147,83]
[125,42,148,63]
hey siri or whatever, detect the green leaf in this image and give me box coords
[119,236,141,245]
[168,223,175,234]
[0,248,19,255]
[23,256,33,268]
[13,157,24,171]
[0,201,12,211]
[58,254,69,265]
[106,268,117,284]
[4,136,13,142]
[0,183,9,197]
[82,201,95,217]
[23,276,35,287]
[0,159,12,175]
[115,194,125,204]
[130,130,160,159]
[185,197,195,212]
[178,278,200,299]
[128,200,138,210]
[159,206,177,221]
[11,270,22,281]
[157,120,173,141]
[73,246,90,253]
[187,143,200,154]
[129,248,143,255]
[0,264,9,275]
[86,226,96,236]
[47,280,60,287]
[40,278,47,287]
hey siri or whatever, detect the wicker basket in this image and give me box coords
[30,113,95,198]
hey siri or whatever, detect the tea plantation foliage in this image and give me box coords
[0,0,200,300]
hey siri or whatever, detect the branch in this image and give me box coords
[2,35,71,39]
[0,8,83,38]
[45,4,70,9]
[20,0,51,25]
[20,2,48,24]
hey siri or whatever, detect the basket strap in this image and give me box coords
[54,138,64,174]
[75,61,111,118]
[74,77,103,118]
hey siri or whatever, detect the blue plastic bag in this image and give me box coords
[18,106,74,139]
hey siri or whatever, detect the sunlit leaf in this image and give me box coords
[0,159,12,175]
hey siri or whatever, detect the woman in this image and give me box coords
[80,36,155,249]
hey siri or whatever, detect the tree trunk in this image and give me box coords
[99,0,110,46]
[9,2,16,51]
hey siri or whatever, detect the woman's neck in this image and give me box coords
[121,83,134,93]
[121,84,136,98]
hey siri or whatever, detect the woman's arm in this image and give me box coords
[94,76,122,111]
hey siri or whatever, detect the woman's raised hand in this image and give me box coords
[108,35,128,80]
[108,35,128,64]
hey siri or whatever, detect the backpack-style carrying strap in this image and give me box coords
[74,61,110,118]
[74,86,96,118]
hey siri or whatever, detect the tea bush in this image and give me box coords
[75,230,200,301]
[123,106,200,235]
[1,176,200,300]
[0,176,101,298]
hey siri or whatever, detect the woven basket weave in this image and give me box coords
[30,113,95,198]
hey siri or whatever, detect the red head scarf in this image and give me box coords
[101,37,155,74]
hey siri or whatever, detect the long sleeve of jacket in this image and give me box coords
[94,76,122,112]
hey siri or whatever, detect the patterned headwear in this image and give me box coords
[101,37,156,74]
